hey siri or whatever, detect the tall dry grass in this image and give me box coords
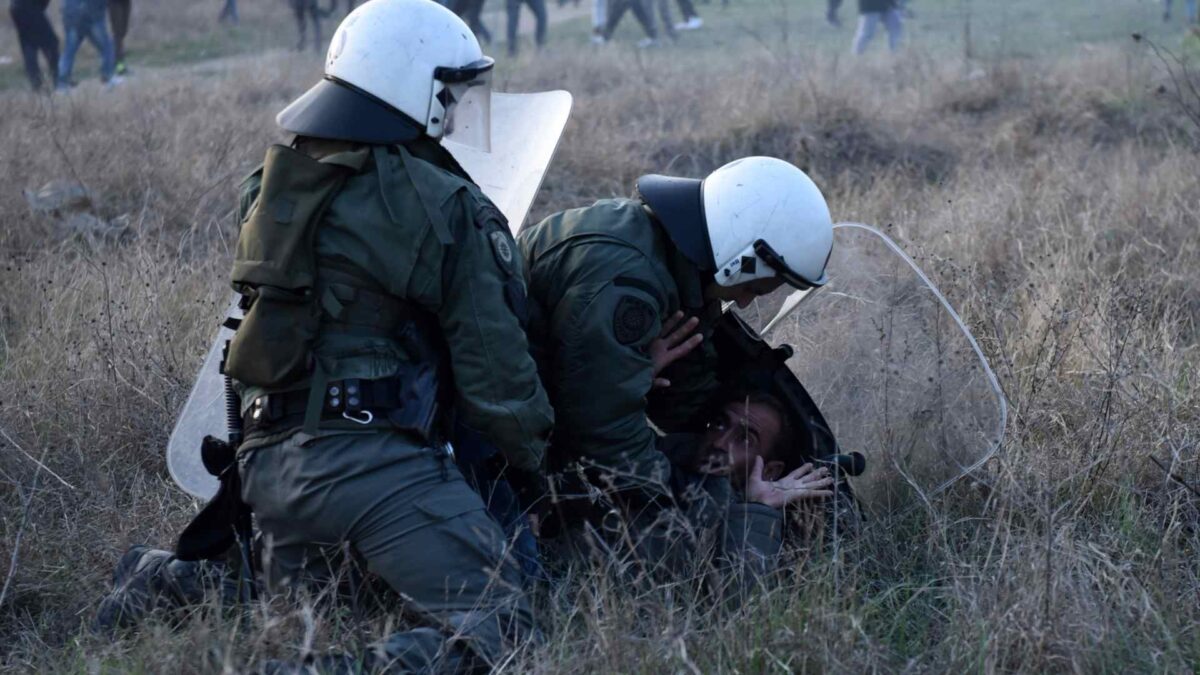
[2,9,1200,673]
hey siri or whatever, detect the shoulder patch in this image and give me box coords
[489,230,516,275]
[613,295,657,346]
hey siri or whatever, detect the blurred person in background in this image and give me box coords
[506,0,547,56]
[826,0,842,26]
[107,0,130,74]
[602,0,659,47]
[1164,0,1199,23]
[672,0,701,31]
[8,0,59,90]
[57,0,119,89]
[218,0,237,24]
[449,0,492,43]
[852,0,902,54]
[648,0,677,42]
[591,0,605,42]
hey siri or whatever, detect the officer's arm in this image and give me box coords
[547,259,674,495]
[434,201,553,473]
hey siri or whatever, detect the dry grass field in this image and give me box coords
[2,0,1200,672]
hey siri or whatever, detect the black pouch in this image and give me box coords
[225,145,350,388]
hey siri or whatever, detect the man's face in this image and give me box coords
[706,276,786,308]
[699,399,785,489]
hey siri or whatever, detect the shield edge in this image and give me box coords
[762,222,1009,497]
[443,90,573,234]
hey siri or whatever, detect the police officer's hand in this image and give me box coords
[649,311,703,389]
[746,457,834,509]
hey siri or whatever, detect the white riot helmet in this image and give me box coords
[637,157,834,290]
[277,0,494,149]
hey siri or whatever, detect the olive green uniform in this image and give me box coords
[519,199,782,577]
[519,199,717,488]
[232,137,552,671]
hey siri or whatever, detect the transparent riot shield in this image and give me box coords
[167,297,238,499]
[736,224,1007,515]
[167,91,573,500]
[444,90,573,235]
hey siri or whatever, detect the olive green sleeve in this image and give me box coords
[434,201,553,473]
[545,254,673,494]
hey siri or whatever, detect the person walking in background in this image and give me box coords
[107,0,130,74]
[604,0,659,47]
[450,0,492,44]
[506,0,547,56]
[672,0,701,31]
[652,0,677,40]
[591,0,606,42]
[9,0,59,90]
[218,0,237,24]
[1164,0,1199,23]
[826,0,842,26]
[852,0,902,54]
[58,0,119,88]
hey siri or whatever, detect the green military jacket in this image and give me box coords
[235,138,552,472]
[518,198,720,492]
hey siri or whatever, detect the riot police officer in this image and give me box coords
[519,157,835,576]
[98,2,553,671]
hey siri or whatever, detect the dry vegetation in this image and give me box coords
[2,0,1200,672]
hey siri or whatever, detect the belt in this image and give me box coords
[244,378,410,437]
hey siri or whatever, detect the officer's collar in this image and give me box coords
[405,136,474,183]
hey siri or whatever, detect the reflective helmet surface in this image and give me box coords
[637,157,834,290]
[704,157,833,289]
[277,0,493,147]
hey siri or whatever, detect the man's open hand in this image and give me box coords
[746,457,835,509]
[649,311,703,389]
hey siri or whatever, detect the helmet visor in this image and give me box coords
[753,239,829,290]
[436,58,494,152]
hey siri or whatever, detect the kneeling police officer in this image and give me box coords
[520,157,836,576]
[99,1,553,671]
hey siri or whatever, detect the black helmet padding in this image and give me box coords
[277,77,425,145]
[636,174,716,272]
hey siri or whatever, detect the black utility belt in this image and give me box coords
[244,378,410,437]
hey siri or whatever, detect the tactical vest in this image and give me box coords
[224,143,450,441]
